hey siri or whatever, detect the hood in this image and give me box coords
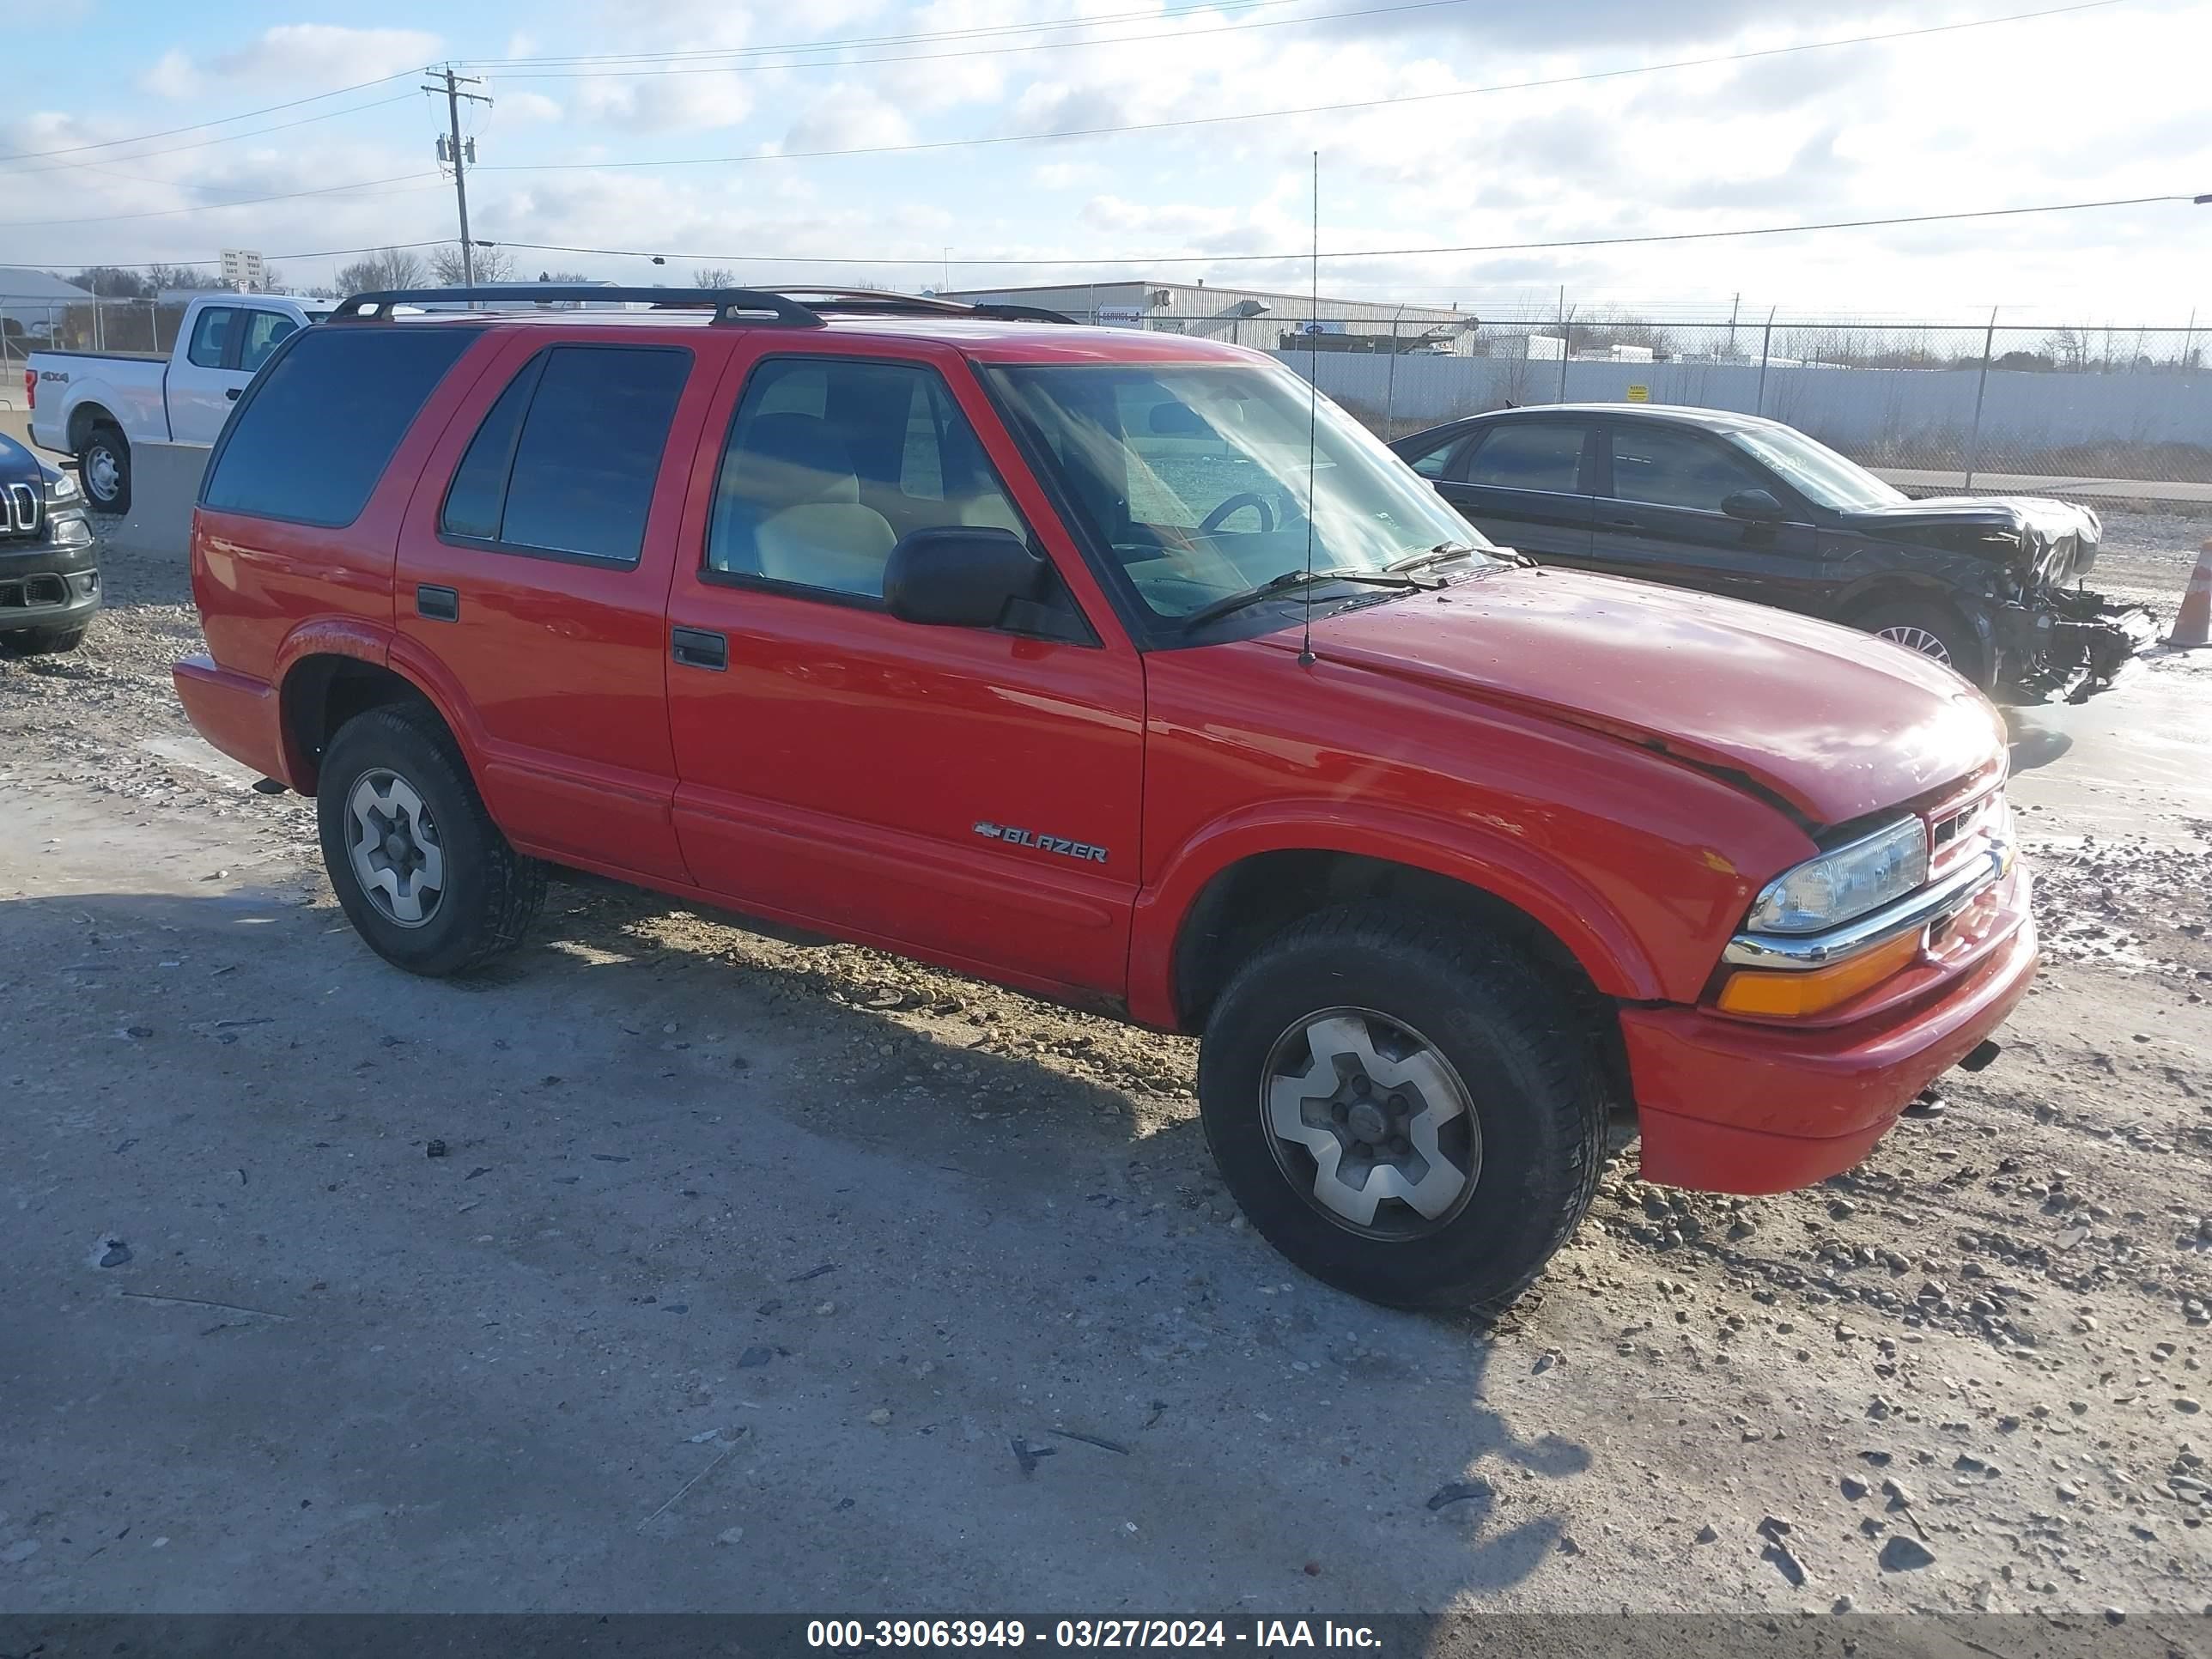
[1842,494,2100,543]
[1297,567,2003,826]
[1841,494,2100,586]
[0,433,45,489]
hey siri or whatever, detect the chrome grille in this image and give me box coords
[2,483,39,538]
[1929,788,2007,878]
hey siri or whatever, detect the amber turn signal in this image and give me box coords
[1717,928,1924,1018]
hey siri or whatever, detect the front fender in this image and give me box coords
[1127,799,1668,1030]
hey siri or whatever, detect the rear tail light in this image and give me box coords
[23,368,33,410]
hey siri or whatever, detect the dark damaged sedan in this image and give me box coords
[1392,404,2152,697]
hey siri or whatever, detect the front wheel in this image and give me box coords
[77,425,130,515]
[1858,598,1986,687]
[316,703,545,976]
[0,624,88,657]
[1198,907,1610,1311]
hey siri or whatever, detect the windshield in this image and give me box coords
[1724,425,1906,512]
[988,362,1493,622]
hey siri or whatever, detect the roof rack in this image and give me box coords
[769,287,973,315]
[328,286,827,328]
[326,284,1079,329]
[750,289,1079,325]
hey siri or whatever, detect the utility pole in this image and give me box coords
[423,67,492,288]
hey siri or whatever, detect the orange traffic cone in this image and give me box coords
[2171,538,2212,648]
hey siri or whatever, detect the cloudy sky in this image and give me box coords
[2,0,2207,325]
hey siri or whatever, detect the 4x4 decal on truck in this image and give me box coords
[972,821,1109,864]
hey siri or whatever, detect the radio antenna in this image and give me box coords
[1298,149,1319,667]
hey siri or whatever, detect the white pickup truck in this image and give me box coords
[27,293,331,514]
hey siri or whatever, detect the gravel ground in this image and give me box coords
[2,520,2209,1621]
[2080,507,2209,616]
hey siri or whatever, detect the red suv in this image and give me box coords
[174,286,2035,1310]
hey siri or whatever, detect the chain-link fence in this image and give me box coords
[2,296,194,397]
[1121,311,2210,489]
[9,293,2202,489]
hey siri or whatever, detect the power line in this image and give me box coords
[0,69,425,163]
[3,93,428,179]
[474,0,2127,173]
[0,173,447,231]
[458,0,1331,70]
[474,0,1486,80]
[6,239,453,272]
[483,194,2202,270]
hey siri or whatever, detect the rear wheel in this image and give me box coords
[1197,906,1609,1311]
[1858,597,1985,686]
[77,425,130,515]
[316,703,544,976]
[0,624,88,656]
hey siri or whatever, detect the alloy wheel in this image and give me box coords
[1875,623,1952,665]
[345,768,446,927]
[1260,1007,1480,1238]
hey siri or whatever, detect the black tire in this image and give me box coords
[77,424,130,516]
[1198,905,1609,1312]
[316,702,545,976]
[0,624,88,657]
[1856,597,1986,687]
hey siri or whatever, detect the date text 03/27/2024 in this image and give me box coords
[806,1622,1382,1650]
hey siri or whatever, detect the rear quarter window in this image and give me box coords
[202,325,486,527]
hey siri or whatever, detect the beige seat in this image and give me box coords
[952,489,1027,536]
[758,502,896,596]
[713,414,898,597]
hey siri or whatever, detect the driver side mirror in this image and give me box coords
[1721,488,1784,524]
[883,527,1047,629]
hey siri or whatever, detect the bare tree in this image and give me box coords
[145,263,219,292]
[693,266,738,289]
[428,243,515,286]
[333,247,428,295]
[59,266,148,299]
[2042,326,2090,373]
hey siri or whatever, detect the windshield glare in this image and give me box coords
[1725,425,1905,512]
[989,362,1492,622]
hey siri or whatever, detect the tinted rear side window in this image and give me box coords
[497,346,691,563]
[203,325,485,526]
[1463,423,1587,493]
[441,356,545,542]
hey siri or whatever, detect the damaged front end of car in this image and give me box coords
[1846,495,2158,701]
[1994,580,2160,702]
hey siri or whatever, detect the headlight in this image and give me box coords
[46,471,80,504]
[1745,817,1928,934]
[52,514,94,548]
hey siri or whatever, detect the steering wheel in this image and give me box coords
[1200,493,1276,535]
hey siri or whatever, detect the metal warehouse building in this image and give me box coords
[937,280,1478,355]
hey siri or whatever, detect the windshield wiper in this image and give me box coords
[1389,540,1531,573]
[1387,542,1481,574]
[1179,566,1425,630]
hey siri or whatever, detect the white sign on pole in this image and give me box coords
[220,248,266,292]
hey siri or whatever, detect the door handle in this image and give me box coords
[225,386,242,400]
[1607,517,1640,528]
[672,626,727,672]
[416,584,459,623]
